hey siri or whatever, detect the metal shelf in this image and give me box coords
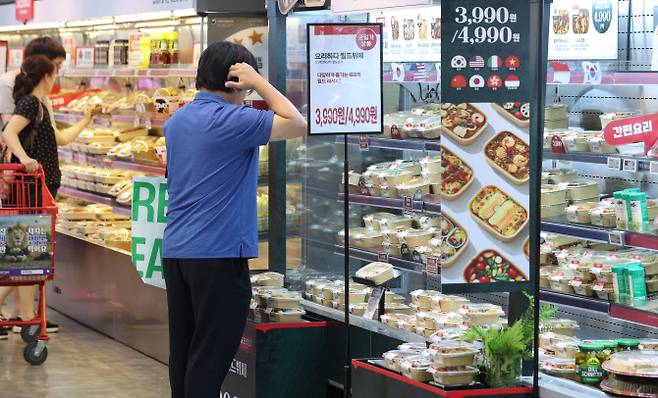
[59,187,114,206]
[339,193,440,215]
[543,150,655,171]
[538,373,614,398]
[58,149,166,175]
[335,245,426,275]
[60,66,197,78]
[539,289,610,314]
[301,299,428,343]
[541,220,658,251]
[54,110,169,128]
[339,135,440,152]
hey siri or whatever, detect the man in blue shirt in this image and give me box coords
[163,41,306,398]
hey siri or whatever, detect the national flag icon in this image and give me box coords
[450,74,467,89]
[505,55,521,70]
[469,74,485,89]
[550,61,571,83]
[413,63,427,81]
[487,55,502,70]
[487,74,503,90]
[469,55,485,69]
[504,74,521,89]
[451,55,467,69]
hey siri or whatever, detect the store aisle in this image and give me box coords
[0,310,170,398]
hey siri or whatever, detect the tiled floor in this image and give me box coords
[0,310,170,398]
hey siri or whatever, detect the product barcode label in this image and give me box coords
[609,230,625,246]
[622,158,638,173]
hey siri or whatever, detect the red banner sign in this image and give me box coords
[15,0,34,24]
[550,135,566,154]
[603,113,658,153]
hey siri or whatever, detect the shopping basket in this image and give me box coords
[0,164,58,365]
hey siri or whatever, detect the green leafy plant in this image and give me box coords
[461,294,556,388]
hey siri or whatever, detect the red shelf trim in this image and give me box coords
[610,304,658,328]
[254,321,328,333]
[352,360,532,398]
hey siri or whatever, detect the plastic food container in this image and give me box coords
[549,275,575,293]
[382,350,419,373]
[554,342,580,359]
[265,309,305,323]
[594,286,616,301]
[588,135,617,154]
[381,169,418,187]
[566,203,597,224]
[542,319,579,336]
[562,134,590,152]
[396,179,431,198]
[251,272,284,287]
[377,215,414,231]
[398,230,434,249]
[544,169,578,184]
[410,290,443,310]
[562,181,599,201]
[572,282,595,297]
[363,212,396,230]
[400,356,433,382]
[352,231,385,250]
[428,341,478,367]
[604,350,658,377]
[542,185,568,206]
[438,295,470,313]
[541,202,568,219]
[382,242,402,256]
[589,207,617,227]
[355,262,395,285]
[420,156,441,174]
[428,365,478,386]
[267,292,302,310]
[541,357,578,380]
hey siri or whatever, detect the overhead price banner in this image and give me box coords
[441,1,530,103]
[307,23,383,135]
[15,0,34,24]
[548,0,618,60]
[131,176,167,289]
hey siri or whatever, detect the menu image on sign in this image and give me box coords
[440,102,530,285]
[372,7,441,63]
[442,1,530,103]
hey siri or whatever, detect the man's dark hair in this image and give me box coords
[195,41,258,93]
[25,36,66,60]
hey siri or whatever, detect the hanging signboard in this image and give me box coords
[370,6,441,63]
[131,176,167,289]
[332,0,431,14]
[15,0,34,24]
[547,0,618,60]
[307,23,383,135]
[440,0,532,293]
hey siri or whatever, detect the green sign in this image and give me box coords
[131,176,168,288]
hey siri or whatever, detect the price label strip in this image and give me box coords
[607,157,622,171]
[622,158,638,173]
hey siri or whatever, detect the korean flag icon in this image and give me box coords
[451,55,467,70]
[469,74,485,89]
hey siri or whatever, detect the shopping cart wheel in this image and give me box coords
[20,325,40,343]
[24,340,48,366]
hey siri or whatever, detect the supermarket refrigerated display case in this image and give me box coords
[271,2,536,396]
[537,0,658,397]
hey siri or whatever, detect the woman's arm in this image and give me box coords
[2,115,38,172]
[54,106,95,146]
[226,63,307,142]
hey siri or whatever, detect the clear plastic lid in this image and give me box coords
[400,355,431,369]
[604,351,658,377]
[428,365,478,375]
[541,357,577,372]
[429,328,467,342]
[428,340,477,355]
[383,349,420,361]
[541,318,580,330]
[458,303,505,315]
[398,342,427,351]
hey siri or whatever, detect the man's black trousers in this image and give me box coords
[163,258,252,398]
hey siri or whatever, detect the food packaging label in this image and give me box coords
[627,265,647,307]
[593,281,606,291]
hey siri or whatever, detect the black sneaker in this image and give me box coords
[10,318,59,333]
[0,328,8,340]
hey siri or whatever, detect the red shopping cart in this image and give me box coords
[0,164,57,365]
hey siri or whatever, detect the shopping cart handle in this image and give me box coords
[0,164,44,172]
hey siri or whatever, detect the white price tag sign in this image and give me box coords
[622,158,638,173]
[426,256,439,276]
[607,157,621,171]
[75,46,95,68]
[308,24,383,135]
[650,161,658,175]
[378,252,389,263]
[609,230,625,246]
[363,286,384,320]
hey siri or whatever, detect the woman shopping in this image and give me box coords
[0,55,96,328]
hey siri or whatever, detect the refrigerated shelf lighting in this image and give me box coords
[65,17,115,28]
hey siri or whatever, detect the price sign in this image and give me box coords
[607,157,621,171]
[551,135,567,154]
[609,230,625,246]
[442,1,530,102]
[307,24,383,135]
[75,46,95,68]
[403,196,413,213]
[378,252,390,263]
[426,256,439,276]
[358,135,369,151]
[650,161,658,175]
[622,158,638,173]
